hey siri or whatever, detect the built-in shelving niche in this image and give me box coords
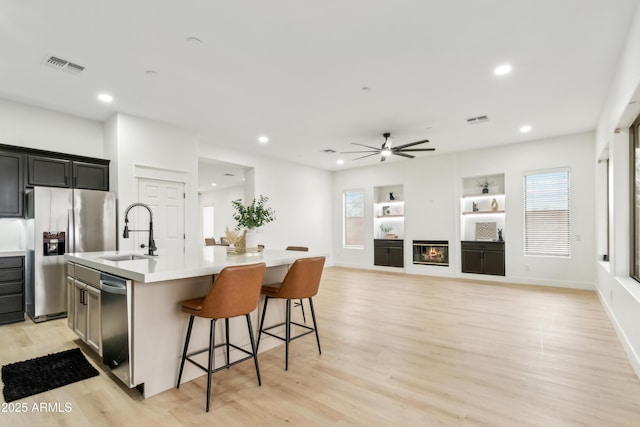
[460,174,505,242]
[373,184,404,239]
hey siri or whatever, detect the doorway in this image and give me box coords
[135,178,185,257]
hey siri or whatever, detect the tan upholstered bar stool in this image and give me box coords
[285,246,309,322]
[176,262,266,412]
[257,256,325,370]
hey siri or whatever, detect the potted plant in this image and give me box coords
[231,195,276,250]
[477,179,494,194]
[379,223,395,238]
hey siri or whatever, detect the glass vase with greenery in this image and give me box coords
[231,195,276,230]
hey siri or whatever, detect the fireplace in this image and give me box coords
[413,240,449,266]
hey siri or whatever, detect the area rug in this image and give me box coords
[2,348,99,402]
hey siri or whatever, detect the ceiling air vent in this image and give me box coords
[42,55,86,75]
[466,115,489,125]
[321,149,337,153]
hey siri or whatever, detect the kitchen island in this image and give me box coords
[65,246,317,398]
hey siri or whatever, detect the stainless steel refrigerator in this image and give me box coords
[25,187,116,322]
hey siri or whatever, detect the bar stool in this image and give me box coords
[257,256,325,370]
[176,262,266,412]
[286,245,309,322]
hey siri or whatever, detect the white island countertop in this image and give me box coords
[0,250,26,257]
[64,247,316,283]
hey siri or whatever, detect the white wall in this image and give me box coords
[332,132,596,289]
[197,143,333,257]
[595,3,640,378]
[198,185,244,242]
[0,98,103,157]
[108,114,200,256]
[0,98,104,251]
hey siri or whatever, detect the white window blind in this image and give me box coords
[524,169,570,257]
[344,190,364,248]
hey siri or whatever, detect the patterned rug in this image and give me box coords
[2,348,99,402]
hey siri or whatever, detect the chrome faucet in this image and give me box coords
[122,203,157,256]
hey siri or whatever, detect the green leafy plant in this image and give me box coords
[379,223,393,234]
[477,179,494,190]
[232,195,276,230]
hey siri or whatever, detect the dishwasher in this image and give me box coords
[100,272,134,387]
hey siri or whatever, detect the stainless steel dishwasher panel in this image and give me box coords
[100,273,134,388]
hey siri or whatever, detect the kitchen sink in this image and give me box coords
[100,254,151,262]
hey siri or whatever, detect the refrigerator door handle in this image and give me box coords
[67,209,74,254]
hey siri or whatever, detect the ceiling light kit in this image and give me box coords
[258,136,269,144]
[341,132,435,162]
[520,125,532,133]
[494,64,512,75]
[97,93,113,103]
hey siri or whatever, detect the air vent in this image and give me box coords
[42,55,86,75]
[223,173,235,177]
[321,149,337,153]
[466,115,489,124]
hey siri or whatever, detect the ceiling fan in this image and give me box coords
[341,132,435,162]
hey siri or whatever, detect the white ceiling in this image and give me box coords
[197,157,247,192]
[0,0,638,171]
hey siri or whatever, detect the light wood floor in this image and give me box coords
[2,267,640,426]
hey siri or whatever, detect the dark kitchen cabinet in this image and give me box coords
[72,161,109,191]
[28,155,71,188]
[0,256,25,325]
[461,241,505,276]
[374,239,404,268]
[27,155,109,191]
[0,151,24,217]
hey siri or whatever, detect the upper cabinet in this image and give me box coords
[27,155,109,191]
[460,173,505,242]
[0,144,110,218]
[27,155,71,188]
[0,151,24,217]
[72,161,109,191]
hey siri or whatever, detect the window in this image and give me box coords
[524,169,570,257]
[632,114,640,282]
[343,190,364,248]
[202,205,214,240]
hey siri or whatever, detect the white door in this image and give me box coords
[135,178,185,257]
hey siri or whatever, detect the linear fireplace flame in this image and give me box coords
[413,240,449,266]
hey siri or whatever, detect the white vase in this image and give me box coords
[245,228,261,249]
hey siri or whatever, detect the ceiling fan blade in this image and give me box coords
[352,153,380,161]
[393,139,430,150]
[393,152,415,159]
[341,150,381,154]
[397,148,436,152]
[351,142,382,150]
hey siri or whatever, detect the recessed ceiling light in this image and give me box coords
[97,93,113,103]
[520,125,532,133]
[258,136,269,144]
[211,183,217,187]
[186,37,203,47]
[494,64,512,76]
[337,159,344,165]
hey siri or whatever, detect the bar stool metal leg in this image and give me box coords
[257,296,269,349]
[309,297,321,354]
[206,319,216,412]
[176,315,195,388]
[225,318,230,368]
[285,299,291,371]
[245,313,261,385]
